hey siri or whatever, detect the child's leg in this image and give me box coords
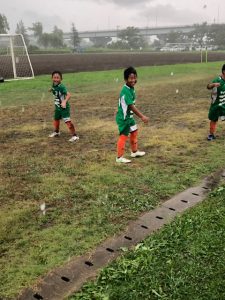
[53,120,60,132]
[65,120,77,136]
[209,120,217,135]
[62,104,77,136]
[130,130,138,153]
[117,134,128,158]
[130,128,145,157]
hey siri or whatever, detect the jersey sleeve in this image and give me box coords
[122,89,134,106]
[60,84,68,95]
[212,77,220,83]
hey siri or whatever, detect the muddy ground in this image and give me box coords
[2,71,225,298]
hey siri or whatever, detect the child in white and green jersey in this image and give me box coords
[116,67,149,163]
[49,71,79,142]
[207,63,225,141]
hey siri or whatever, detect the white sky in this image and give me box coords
[0,0,224,33]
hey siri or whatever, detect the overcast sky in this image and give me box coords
[1,0,224,33]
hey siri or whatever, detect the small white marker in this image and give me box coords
[22,106,25,112]
[171,72,174,76]
[40,203,46,215]
[176,89,179,94]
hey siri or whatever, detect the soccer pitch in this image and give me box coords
[1,62,225,298]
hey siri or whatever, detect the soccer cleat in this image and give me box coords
[207,134,216,141]
[49,132,60,138]
[116,157,131,163]
[131,150,146,158]
[69,135,79,142]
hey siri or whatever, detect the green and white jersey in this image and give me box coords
[116,84,136,121]
[51,83,67,108]
[210,76,225,106]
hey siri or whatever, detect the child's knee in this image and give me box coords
[65,121,73,128]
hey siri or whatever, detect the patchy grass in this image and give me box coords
[70,185,225,300]
[1,62,225,298]
[0,61,222,107]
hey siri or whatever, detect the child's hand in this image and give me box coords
[48,88,52,92]
[213,83,220,88]
[61,100,67,108]
[141,115,149,123]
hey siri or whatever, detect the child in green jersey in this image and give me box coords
[116,67,149,163]
[207,63,225,141]
[49,71,79,142]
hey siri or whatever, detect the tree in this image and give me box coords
[108,40,129,50]
[29,22,43,44]
[207,24,225,49]
[70,23,80,50]
[90,36,111,48]
[188,22,209,47]
[39,33,51,48]
[165,31,188,44]
[0,14,9,33]
[117,26,146,49]
[50,26,64,48]
[15,20,29,45]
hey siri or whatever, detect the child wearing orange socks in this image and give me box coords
[116,67,149,163]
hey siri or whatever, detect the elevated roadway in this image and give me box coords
[64,25,195,40]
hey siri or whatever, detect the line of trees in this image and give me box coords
[0,13,80,50]
[153,22,225,50]
[29,22,65,48]
[85,23,225,50]
[1,12,225,51]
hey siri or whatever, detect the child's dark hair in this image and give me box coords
[124,66,137,80]
[52,70,63,79]
[222,64,225,74]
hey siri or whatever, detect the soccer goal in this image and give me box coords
[0,34,34,80]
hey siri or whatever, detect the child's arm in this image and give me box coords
[61,92,71,108]
[129,104,149,123]
[207,82,220,89]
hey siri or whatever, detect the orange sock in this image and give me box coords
[210,121,217,135]
[65,121,76,135]
[130,130,138,153]
[53,120,60,132]
[117,134,128,157]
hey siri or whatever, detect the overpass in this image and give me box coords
[64,25,195,40]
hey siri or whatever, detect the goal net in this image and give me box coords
[0,34,34,80]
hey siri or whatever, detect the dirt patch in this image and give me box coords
[29,52,225,76]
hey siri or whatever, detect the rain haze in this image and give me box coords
[0,0,224,32]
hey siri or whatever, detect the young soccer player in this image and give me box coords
[49,71,79,142]
[207,63,225,141]
[116,66,149,163]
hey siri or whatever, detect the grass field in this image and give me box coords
[70,184,225,300]
[1,61,225,298]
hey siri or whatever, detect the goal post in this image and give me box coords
[0,34,34,80]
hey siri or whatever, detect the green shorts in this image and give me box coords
[208,104,225,122]
[116,117,137,136]
[54,103,71,122]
